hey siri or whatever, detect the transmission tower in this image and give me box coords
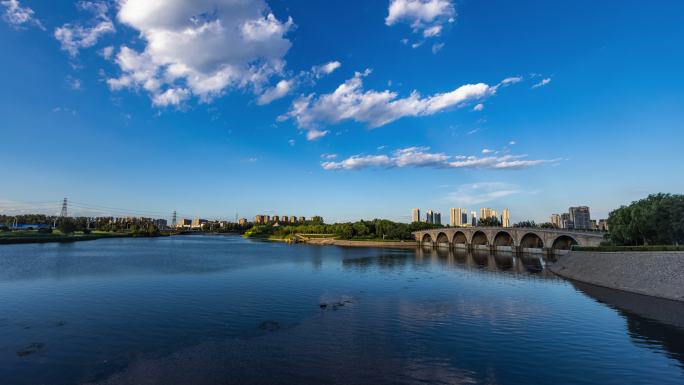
[172,210,177,226]
[60,198,68,217]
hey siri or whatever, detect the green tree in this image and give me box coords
[478,217,501,227]
[57,219,76,235]
[607,193,684,245]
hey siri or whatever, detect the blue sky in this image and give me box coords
[1,0,683,223]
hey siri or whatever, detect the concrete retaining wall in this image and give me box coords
[549,251,684,301]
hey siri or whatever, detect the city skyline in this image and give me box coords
[1,1,683,223]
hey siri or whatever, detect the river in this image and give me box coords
[0,235,682,385]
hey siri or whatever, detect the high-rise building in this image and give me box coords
[569,206,591,230]
[550,214,562,228]
[238,218,248,226]
[426,210,434,224]
[471,211,477,226]
[501,208,511,227]
[598,219,609,231]
[434,212,441,225]
[561,213,573,229]
[412,208,421,223]
[450,208,468,226]
[479,208,498,220]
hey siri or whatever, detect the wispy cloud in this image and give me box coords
[532,77,551,89]
[1,0,44,30]
[321,146,560,170]
[443,182,521,206]
[54,1,115,57]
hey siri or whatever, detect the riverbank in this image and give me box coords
[0,232,168,245]
[549,251,684,302]
[304,237,418,249]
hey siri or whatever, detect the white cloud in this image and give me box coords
[257,79,295,105]
[472,103,484,111]
[386,0,455,38]
[500,76,523,86]
[431,42,444,54]
[100,45,114,60]
[108,0,293,106]
[508,140,516,145]
[322,154,392,170]
[306,129,329,141]
[443,182,521,206]
[1,0,44,30]
[481,148,495,154]
[321,153,338,160]
[312,61,341,78]
[66,75,82,90]
[152,87,190,107]
[532,77,551,89]
[283,70,501,138]
[54,1,115,57]
[288,139,296,146]
[321,146,559,170]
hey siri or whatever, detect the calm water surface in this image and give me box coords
[0,235,683,385]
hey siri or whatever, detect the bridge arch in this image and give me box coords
[493,231,514,247]
[520,232,544,249]
[552,235,578,250]
[421,233,433,244]
[435,232,450,246]
[471,231,489,246]
[452,231,467,245]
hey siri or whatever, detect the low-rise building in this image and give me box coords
[176,218,192,229]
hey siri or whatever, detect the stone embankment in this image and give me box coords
[304,238,418,249]
[549,251,684,302]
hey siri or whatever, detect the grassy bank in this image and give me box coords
[573,245,684,252]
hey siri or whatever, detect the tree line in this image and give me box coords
[247,219,443,240]
[607,193,684,246]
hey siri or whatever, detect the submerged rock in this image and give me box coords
[258,320,280,332]
[17,342,45,357]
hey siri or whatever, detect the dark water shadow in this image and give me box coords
[571,281,684,368]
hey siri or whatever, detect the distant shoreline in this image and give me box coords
[0,232,167,245]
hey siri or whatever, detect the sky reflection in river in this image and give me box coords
[0,235,682,385]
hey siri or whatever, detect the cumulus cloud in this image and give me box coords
[312,61,341,78]
[282,70,504,139]
[532,77,551,89]
[107,0,293,106]
[1,0,44,30]
[321,146,559,170]
[257,79,295,105]
[472,103,484,111]
[443,182,521,206]
[386,0,455,38]
[54,1,115,57]
[152,87,190,107]
[481,148,495,154]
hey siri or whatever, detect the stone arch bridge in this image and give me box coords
[412,227,604,254]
